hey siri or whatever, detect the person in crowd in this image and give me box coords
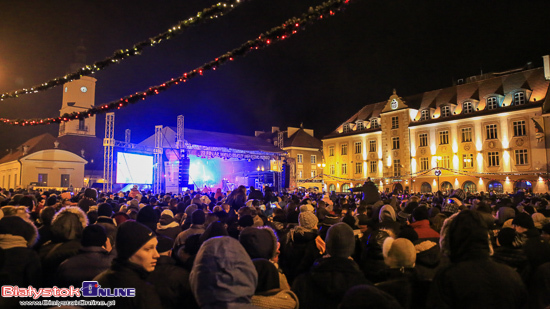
[410,206,440,239]
[156,209,181,241]
[174,209,206,247]
[250,258,298,309]
[34,205,56,249]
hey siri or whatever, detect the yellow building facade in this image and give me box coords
[322,63,550,194]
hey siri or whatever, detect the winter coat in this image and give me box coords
[94,259,163,309]
[54,246,114,287]
[251,289,299,309]
[492,246,530,282]
[414,239,442,281]
[292,256,370,309]
[40,239,82,285]
[148,255,197,309]
[156,222,181,241]
[280,230,320,284]
[375,268,430,309]
[410,220,440,239]
[0,235,42,287]
[174,224,205,248]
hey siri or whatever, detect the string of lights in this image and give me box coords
[0,0,246,101]
[0,0,354,126]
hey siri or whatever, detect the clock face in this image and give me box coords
[80,86,88,93]
[391,99,398,109]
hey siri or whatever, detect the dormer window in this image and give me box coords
[370,118,380,129]
[343,123,351,133]
[441,106,451,117]
[419,110,430,121]
[486,96,498,110]
[462,101,473,114]
[513,91,526,105]
[356,121,365,131]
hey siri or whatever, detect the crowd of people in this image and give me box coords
[1,181,550,308]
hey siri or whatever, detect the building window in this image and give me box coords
[486,124,498,140]
[342,184,350,193]
[356,121,365,131]
[441,156,450,169]
[329,146,334,156]
[420,157,429,171]
[355,162,362,174]
[341,144,348,155]
[513,120,526,136]
[355,142,362,154]
[515,149,529,165]
[393,160,401,177]
[463,153,474,168]
[392,137,400,149]
[391,116,399,129]
[488,151,500,167]
[419,110,430,121]
[298,170,303,179]
[330,165,335,175]
[61,174,70,187]
[463,101,473,114]
[369,140,377,152]
[78,119,86,131]
[310,155,316,164]
[513,92,525,105]
[461,127,473,142]
[370,118,380,129]
[420,182,432,193]
[419,133,428,147]
[341,163,347,175]
[488,180,503,193]
[311,170,317,178]
[439,131,449,145]
[487,96,498,110]
[329,184,336,192]
[297,154,303,163]
[370,161,377,173]
[441,106,451,117]
[343,123,351,133]
[38,173,48,186]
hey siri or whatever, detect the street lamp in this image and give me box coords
[435,156,442,192]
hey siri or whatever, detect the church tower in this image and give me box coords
[59,42,97,137]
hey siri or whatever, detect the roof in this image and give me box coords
[0,133,101,169]
[139,127,284,154]
[284,128,322,149]
[326,66,550,138]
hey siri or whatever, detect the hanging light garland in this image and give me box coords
[0,0,354,126]
[0,0,246,101]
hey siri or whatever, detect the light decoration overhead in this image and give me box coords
[0,0,354,126]
[0,0,247,101]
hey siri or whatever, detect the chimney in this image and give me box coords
[271,126,280,133]
[544,55,550,81]
[22,145,29,155]
[254,131,265,137]
[81,149,85,157]
[54,141,59,149]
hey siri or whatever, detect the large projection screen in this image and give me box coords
[116,152,153,184]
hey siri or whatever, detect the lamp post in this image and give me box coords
[317,162,326,193]
[435,156,442,192]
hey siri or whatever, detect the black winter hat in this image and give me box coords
[156,235,174,253]
[326,222,355,258]
[136,205,159,232]
[191,209,206,225]
[239,227,277,260]
[512,213,535,230]
[116,221,156,260]
[97,203,113,217]
[238,215,254,228]
[82,225,107,247]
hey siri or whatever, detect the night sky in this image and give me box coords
[1,0,550,151]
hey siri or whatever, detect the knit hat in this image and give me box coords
[191,209,206,225]
[0,216,38,247]
[156,235,174,253]
[159,209,175,226]
[300,204,314,213]
[442,199,461,214]
[532,213,549,230]
[497,227,523,248]
[450,188,466,202]
[116,221,156,260]
[497,207,516,224]
[326,222,355,258]
[136,205,159,232]
[84,188,98,200]
[382,237,416,268]
[298,211,319,229]
[239,227,278,260]
[238,215,254,228]
[97,203,113,217]
[379,205,396,222]
[81,225,107,247]
[512,213,535,230]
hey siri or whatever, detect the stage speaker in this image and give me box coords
[282,163,290,188]
[179,157,190,188]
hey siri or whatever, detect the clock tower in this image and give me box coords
[58,76,97,137]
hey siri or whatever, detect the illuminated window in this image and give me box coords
[370,161,377,173]
[441,156,450,169]
[355,142,362,154]
[488,151,500,167]
[329,146,334,156]
[297,154,303,163]
[355,162,362,174]
[513,92,525,105]
[487,96,498,110]
[298,170,303,179]
[420,157,429,171]
[356,121,365,131]
[463,153,474,168]
[515,149,528,165]
[419,110,430,121]
[513,120,526,136]
[439,131,449,145]
[38,173,48,186]
[419,133,428,147]
[343,123,351,133]
[330,165,335,175]
[369,140,377,152]
[441,106,451,117]
[391,116,399,129]
[370,118,380,129]
[341,144,348,155]
[392,137,400,150]
[393,160,401,177]
[486,124,498,140]
[311,155,316,164]
[463,101,473,114]
[461,127,472,142]
[341,163,347,175]
[311,170,317,177]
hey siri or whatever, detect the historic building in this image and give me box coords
[322,56,550,194]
